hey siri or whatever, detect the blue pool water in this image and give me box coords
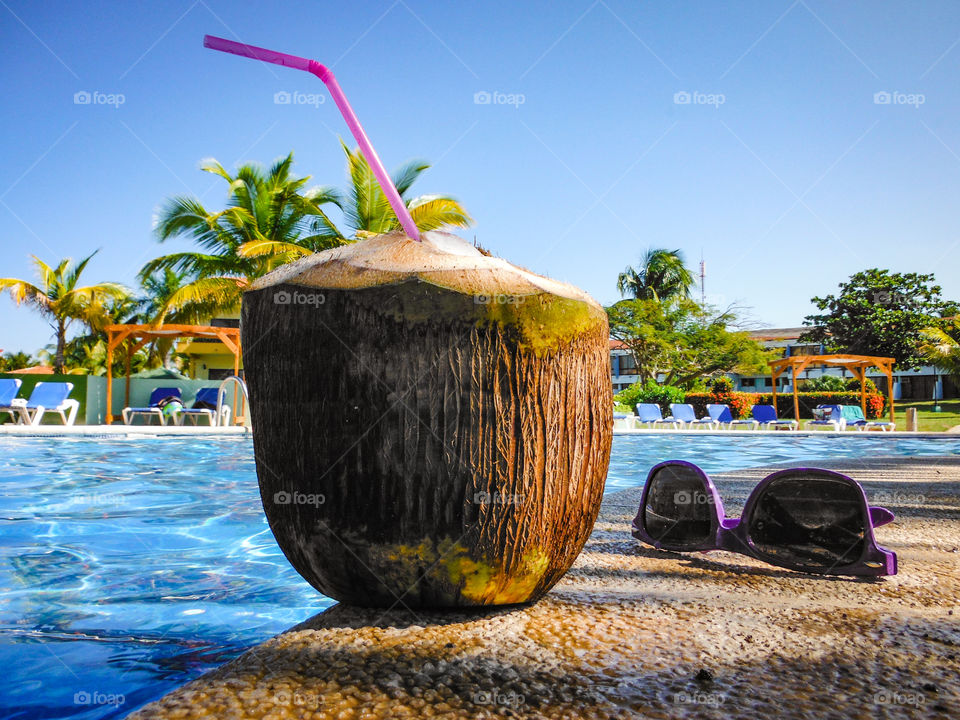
[2,433,959,718]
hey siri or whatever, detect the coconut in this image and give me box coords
[241,230,612,607]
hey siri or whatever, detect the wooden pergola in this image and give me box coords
[769,354,896,424]
[104,324,241,424]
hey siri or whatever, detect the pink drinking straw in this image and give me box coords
[203,35,421,242]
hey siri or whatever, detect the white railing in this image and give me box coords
[217,376,250,427]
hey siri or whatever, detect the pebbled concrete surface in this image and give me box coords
[131,457,960,719]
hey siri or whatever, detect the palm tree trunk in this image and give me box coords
[55,319,66,374]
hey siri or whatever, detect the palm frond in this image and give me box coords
[407,195,472,231]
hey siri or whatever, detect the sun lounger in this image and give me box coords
[841,405,895,432]
[177,387,222,426]
[751,404,798,430]
[669,403,715,429]
[10,381,79,425]
[635,403,678,429]
[805,404,845,431]
[0,378,23,423]
[122,387,182,426]
[706,403,735,429]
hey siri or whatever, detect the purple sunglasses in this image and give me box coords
[631,461,897,577]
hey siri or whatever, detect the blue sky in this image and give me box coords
[2,0,959,353]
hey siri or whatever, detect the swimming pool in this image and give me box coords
[3,433,959,718]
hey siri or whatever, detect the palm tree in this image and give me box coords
[143,149,471,321]
[919,324,960,376]
[0,350,34,372]
[616,248,694,302]
[0,252,128,373]
[237,144,472,263]
[140,152,344,319]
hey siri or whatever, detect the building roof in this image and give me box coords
[8,365,54,375]
[609,339,629,350]
[748,327,810,342]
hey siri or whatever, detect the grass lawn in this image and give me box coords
[893,400,960,432]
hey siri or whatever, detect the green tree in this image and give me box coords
[0,252,128,373]
[0,351,35,372]
[140,152,347,319]
[607,297,774,389]
[616,248,695,301]
[241,144,472,260]
[919,322,960,376]
[145,149,473,321]
[800,269,958,370]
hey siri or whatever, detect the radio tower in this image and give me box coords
[699,251,706,306]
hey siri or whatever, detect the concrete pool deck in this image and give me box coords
[131,456,960,719]
[0,424,954,438]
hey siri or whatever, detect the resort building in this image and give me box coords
[177,317,243,381]
[611,327,957,400]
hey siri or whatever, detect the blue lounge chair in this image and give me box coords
[669,403,715,429]
[177,387,225,426]
[706,403,735,429]
[635,403,677,429]
[752,404,798,430]
[9,381,79,425]
[841,405,895,432]
[123,387,182,426]
[805,404,845,431]
[0,378,23,423]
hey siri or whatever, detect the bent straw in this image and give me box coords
[203,35,421,241]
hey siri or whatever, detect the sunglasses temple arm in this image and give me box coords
[869,506,895,528]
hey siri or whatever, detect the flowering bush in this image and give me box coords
[684,391,885,419]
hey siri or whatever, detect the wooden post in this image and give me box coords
[857,366,866,418]
[792,366,800,422]
[886,363,895,425]
[771,367,779,417]
[106,330,114,424]
[124,348,132,410]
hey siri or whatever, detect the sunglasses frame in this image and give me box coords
[631,460,898,577]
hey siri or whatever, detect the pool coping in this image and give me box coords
[0,424,251,437]
[612,428,955,437]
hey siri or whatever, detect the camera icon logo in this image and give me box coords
[473,491,490,504]
[474,90,491,105]
[273,491,292,505]
[673,91,691,105]
[74,91,91,105]
[74,691,91,705]
[873,91,892,105]
[274,91,292,105]
[274,290,291,305]
[673,490,692,505]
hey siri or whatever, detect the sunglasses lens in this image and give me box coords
[644,465,714,548]
[748,475,865,569]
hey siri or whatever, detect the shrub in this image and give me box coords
[803,375,847,392]
[684,391,886,419]
[846,377,878,394]
[708,376,734,393]
[615,379,685,415]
